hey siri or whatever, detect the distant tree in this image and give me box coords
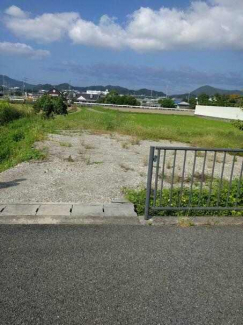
[189,97,197,109]
[15,90,23,96]
[198,93,210,105]
[196,92,243,108]
[213,94,228,106]
[100,91,140,106]
[34,95,67,118]
[236,97,243,108]
[158,98,176,108]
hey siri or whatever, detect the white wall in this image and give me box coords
[195,105,243,121]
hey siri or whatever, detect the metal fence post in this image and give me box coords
[145,146,155,220]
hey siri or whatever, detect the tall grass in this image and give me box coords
[0,116,46,172]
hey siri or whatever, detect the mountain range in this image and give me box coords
[0,75,166,97]
[190,85,243,96]
[1,75,243,97]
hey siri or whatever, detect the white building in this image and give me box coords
[86,89,109,96]
[177,101,190,109]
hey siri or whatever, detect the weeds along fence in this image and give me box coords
[145,147,243,219]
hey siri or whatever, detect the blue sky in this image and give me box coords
[0,0,243,93]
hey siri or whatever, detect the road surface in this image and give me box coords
[1,225,243,324]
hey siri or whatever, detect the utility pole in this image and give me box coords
[166,84,169,98]
[2,75,4,96]
[188,92,191,103]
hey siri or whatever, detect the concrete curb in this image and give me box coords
[0,215,140,225]
[0,202,138,225]
[1,204,243,226]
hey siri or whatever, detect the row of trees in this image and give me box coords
[98,91,140,106]
[197,93,243,107]
[159,94,243,110]
[158,97,196,109]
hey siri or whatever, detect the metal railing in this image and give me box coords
[145,147,243,219]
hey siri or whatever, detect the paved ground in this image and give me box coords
[1,225,243,324]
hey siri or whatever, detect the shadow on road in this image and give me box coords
[0,178,27,189]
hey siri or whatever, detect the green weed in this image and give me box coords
[123,179,243,217]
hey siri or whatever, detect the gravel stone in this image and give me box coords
[0,131,242,204]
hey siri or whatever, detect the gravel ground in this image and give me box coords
[0,131,242,204]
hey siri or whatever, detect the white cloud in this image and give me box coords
[5,10,80,43]
[125,2,243,51]
[69,15,126,49]
[5,5,28,18]
[0,42,50,59]
[4,2,243,51]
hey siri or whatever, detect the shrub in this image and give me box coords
[52,97,68,115]
[0,102,23,125]
[232,120,243,131]
[12,130,25,142]
[34,95,67,118]
[158,98,176,108]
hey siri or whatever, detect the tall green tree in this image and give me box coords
[189,97,197,109]
[198,93,210,105]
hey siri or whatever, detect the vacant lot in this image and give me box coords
[1,106,242,174]
[0,132,186,203]
[1,130,242,204]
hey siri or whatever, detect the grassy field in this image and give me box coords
[49,106,243,148]
[0,104,243,172]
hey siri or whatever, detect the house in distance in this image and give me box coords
[48,88,61,97]
[77,93,100,103]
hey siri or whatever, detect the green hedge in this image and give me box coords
[124,179,243,217]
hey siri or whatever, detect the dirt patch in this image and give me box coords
[0,131,242,204]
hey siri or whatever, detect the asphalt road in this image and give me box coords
[1,225,243,325]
